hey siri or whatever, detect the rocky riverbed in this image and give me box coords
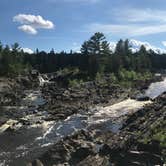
[30,88,166,166]
[0,73,165,166]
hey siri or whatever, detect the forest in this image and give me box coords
[0,32,166,79]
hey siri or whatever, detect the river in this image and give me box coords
[0,76,166,166]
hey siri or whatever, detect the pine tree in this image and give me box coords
[81,32,110,55]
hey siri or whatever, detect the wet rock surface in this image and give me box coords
[0,73,39,106]
[41,81,131,122]
[31,94,166,166]
[0,78,21,106]
[38,130,97,166]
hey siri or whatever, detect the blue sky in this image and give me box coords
[1,0,166,53]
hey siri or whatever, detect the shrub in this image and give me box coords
[69,79,84,88]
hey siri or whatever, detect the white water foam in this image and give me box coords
[146,78,166,99]
[0,161,6,166]
[38,75,49,86]
[88,99,152,125]
[16,145,28,151]
[41,142,53,148]
[35,121,55,141]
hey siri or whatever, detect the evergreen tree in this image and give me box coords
[81,32,110,55]
[137,45,152,71]
[123,39,132,69]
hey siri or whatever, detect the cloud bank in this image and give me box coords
[13,14,54,35]
[109,39,166,54]
[22,47,34,54]
[85,8,166,37]
[114,8,166,23]
[129,39,166,54]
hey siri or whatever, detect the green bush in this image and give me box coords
[117,68,152,81]
[95,72,103,82]
[110,73,117,83]
[69,79,84,88]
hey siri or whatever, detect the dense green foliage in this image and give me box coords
[0,42,31,76]
[0,32,166,77]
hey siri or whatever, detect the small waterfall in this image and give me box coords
[87,99,152,125]
[38,75,49,86]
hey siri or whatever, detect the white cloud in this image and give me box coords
[18,25,37,35]
[109,39,166,54]
[13,14,54,35]
[109,42,116,52]
[22,47,34,54]
[84,8,166,37]
[85,23,166,37]
[129,39,166,53]
[162,41,166,47]
[13,14,54,29]
[114,8,166,23]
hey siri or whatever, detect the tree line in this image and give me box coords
[0,32,166,77]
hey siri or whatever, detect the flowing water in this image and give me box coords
[0,76,166,166]
[145,77,166,99]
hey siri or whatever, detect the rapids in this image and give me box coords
[0,75,166,165]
